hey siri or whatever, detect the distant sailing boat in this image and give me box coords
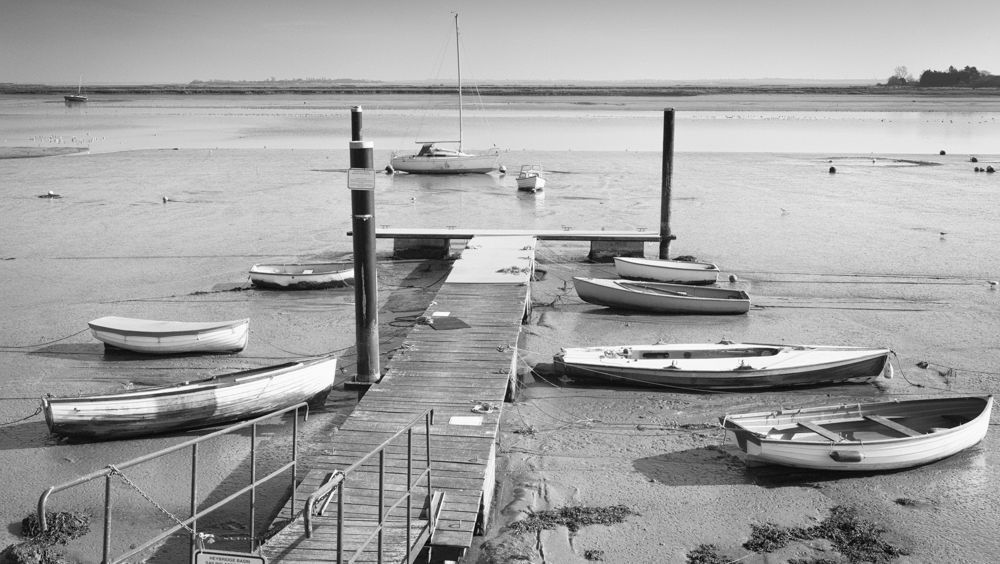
[389,13,499,174]
[64,77,87,103]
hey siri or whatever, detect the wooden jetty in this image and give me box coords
[262,235,538,563]
[354,227,660,261]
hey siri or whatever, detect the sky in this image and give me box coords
[2,0,997,85]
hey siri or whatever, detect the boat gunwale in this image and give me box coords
[722,395,993,445]
[88,317,249,338]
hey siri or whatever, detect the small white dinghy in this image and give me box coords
[614,256,719,285]
[43,356,337,440]
[249,262,354,290]
[573,277,750,315]
[88,316,249,355]
[554,342,891,390]
[721,395,993,471]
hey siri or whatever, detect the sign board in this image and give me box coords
[348,168,376,191]
[194,549,266,564]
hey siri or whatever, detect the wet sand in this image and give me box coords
[465,251,1000,564]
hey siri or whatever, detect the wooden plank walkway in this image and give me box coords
[263,236,535,563]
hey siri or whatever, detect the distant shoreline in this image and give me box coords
[3,83,1000,98]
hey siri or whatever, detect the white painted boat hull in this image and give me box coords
[554,343,891,390]
[43,356,337,440]
[614,256,719,285]
[249,262,354,290]
[88,316,249,354]
[390,152,498,174]
[722,396,992,471]
[573,277,750,314]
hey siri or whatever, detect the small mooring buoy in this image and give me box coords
[987,166,996,173]
[499,165,507,174]
[970,156,978,163]
[162,195,169,203]
[989,280,998,288]
[728,274,738,283]
[384,164,395,174]
[828,166,836,174]
[939,150,947,155]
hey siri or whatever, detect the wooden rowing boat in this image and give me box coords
[249,262,354,290]
[43,356,338,440]
[88,316,249,355]
[554,343,891,390]
[572,277,750,314]
[613,256,719,285]
[721,395,993,471]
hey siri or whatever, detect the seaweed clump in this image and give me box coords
[0,512,91,564]
[686,543,729,564]
[742,505,905,563]
[507,505,636,535]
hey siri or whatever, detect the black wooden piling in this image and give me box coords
[349,106,380,385]
[658,108,677,259]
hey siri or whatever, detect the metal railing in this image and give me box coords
[37,402,311,564]
[303,408,436,564]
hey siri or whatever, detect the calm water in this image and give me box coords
[1,93,999,561]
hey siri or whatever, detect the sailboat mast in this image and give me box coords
[454,13,463,152]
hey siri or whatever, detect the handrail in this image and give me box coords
[37,402,311,564]
[303,408,435,563]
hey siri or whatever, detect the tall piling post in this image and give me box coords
[348,106,380,390]
[658,108,677,259]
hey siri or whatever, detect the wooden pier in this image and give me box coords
[262,235,537,563]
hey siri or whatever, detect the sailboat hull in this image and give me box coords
[390,153,498,174]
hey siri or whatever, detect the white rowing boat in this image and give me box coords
[88,316,249,355]
[554,342,891,390]
[721,395,993,471]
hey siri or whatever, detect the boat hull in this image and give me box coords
[390,153,499,174]
[88,317,249,355]
[554,343,891,390]
[721,396,993,471]
[516,176,545,191]
[43,357,337,440]
[249,262,354,290]
[614,257,719,285]
[573,277,750,314]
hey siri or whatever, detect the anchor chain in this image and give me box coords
[106,464,215,545]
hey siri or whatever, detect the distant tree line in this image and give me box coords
[885,65,1000,87]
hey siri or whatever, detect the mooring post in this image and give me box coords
[658,108,677,259]
[348,106,381,390]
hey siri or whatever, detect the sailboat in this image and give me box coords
[64,77,87,103]
[389,14,499,174]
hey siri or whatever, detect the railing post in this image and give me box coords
[250,423,257,550]
[406,428,413,554]
[292,407,299,518]
[425,411,433,496]
[102,474,112,564]
[378,449,385,564]
[337,484,344,564]
[190,442,199,560]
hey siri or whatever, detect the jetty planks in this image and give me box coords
[263,236,534,562]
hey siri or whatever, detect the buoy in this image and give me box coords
[162,196,169,203]
[989,280,998,288]
[828,166,836,174]
[728,274,738,283]
[499,165,507,174]
[970,156,978,163]
[939,150,946,155]
[987,166,996,173]
[384,165,395,174]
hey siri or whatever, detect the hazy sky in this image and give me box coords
[2,0,997,84]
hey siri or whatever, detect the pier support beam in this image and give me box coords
[348,106,381,389]
[659,108,677,259]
